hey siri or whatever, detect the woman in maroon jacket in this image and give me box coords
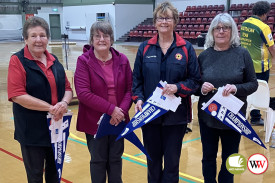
[74,21,132,183]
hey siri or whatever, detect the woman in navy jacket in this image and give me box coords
[132,2,200,182]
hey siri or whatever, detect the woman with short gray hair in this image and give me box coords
[197,13,258,183]
[74,21,132,183]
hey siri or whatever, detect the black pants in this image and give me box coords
[251,70,269,121]
[142,124,187,183]
[20,145,58,183]
[199,121,241,183]
[86,134,124,183]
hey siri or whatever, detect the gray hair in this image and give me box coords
[204,13,240,49]
[23,16,50,39]
[89,21,114,45]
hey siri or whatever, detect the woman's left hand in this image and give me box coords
[222,84,237,96]
[162,84,177,95]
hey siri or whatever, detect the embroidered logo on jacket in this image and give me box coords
[175,53,183,60]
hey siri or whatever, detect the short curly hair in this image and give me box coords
[252,1,271,16]
[23,16,50,40]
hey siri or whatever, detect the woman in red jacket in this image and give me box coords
[74,21,132,183]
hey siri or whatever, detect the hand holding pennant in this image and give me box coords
[201,87,266,149]
[47,111,73,183]
[95,114,151,160]
[116,81,181,141]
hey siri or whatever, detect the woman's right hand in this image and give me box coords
[201,82,215,94]
[135,100,143,113]
[111,107,124,125]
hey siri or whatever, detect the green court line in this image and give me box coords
[68,137,196,182]
[182,137,201,144]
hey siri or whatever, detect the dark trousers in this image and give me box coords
[142,124,187,183]
[20,145,58,183]
[199,121,241,183]
[86,134,124,183]
[250,70,270,121]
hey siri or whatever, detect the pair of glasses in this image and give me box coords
[214,26,231,32]
[94,34,110,40]
[156,17,173,22]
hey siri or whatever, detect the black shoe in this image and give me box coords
[251,119,264,126]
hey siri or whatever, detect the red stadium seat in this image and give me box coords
[193,25,199,31]
[233,17,239,24]
[188,12,194,17]
[236,4,243,11]
[183,11,188,17]
[207,18,213,24]
[187,24,193,31]
[267,17,275,24]
[230,4,236,11]
[271,3,275,9]
[210,11,217,18]
[129,31,134,37]
[153,30,158,36]
[191,17,196,24]
[143,31,148,37]
[178,31,184,38]
[190,31,196,39]
[202,18,207,24]
[191,6,196,11]
[241,10,248,17]
[196,18,202,24]
[183,31,190,39]
[218,4,225,11]
[205,25,210,31]
[213,5,219,11]
[198,25,205,31]
[185,18,190,24]
[197,6,202,11]
[180,18,185,24]
[182,25,187,31]
[186,6,191,12]
[201,5,207,11]
[147,31,153,38]
[179,12,183,18]
[196,32,202,37]
[199,11,205,17]
[205,11,211,17]
[194,11,199,17]
[176,25,182,31]
[269,9,275,16]
[208,5,213,11]
[243,4,249,10]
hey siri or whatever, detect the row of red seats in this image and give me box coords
[234,16,275,24]
[230,3,275,11]
[185,5,224,12]
[236,9,275,17]
[176,24,209,32]
[180,17,213,25]
[180,10,222,18]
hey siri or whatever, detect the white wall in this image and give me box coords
[115,4,153,40]
[0,15,22,40]
[63,5,115,41]
[156,0,227,12]
[231,0,274,5]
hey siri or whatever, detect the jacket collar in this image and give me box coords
[147,32,186,47]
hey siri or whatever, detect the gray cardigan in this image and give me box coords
[197,46,258,129]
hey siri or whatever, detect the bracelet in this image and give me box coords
[62,100,69,105]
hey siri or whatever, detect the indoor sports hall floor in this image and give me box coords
[0,40,274,182]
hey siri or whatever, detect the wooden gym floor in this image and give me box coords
[0,41,275,183]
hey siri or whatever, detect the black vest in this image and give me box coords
[13,48,65,146]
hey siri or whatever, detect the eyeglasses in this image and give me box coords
[156,17,173,22]
[94,34,110,40]
[213,26,231,32]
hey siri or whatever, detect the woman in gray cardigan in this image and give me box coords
[197,13,258,183]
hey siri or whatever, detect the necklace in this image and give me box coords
[94,51,112,63]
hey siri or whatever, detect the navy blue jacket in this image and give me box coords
[132,33,201,124]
